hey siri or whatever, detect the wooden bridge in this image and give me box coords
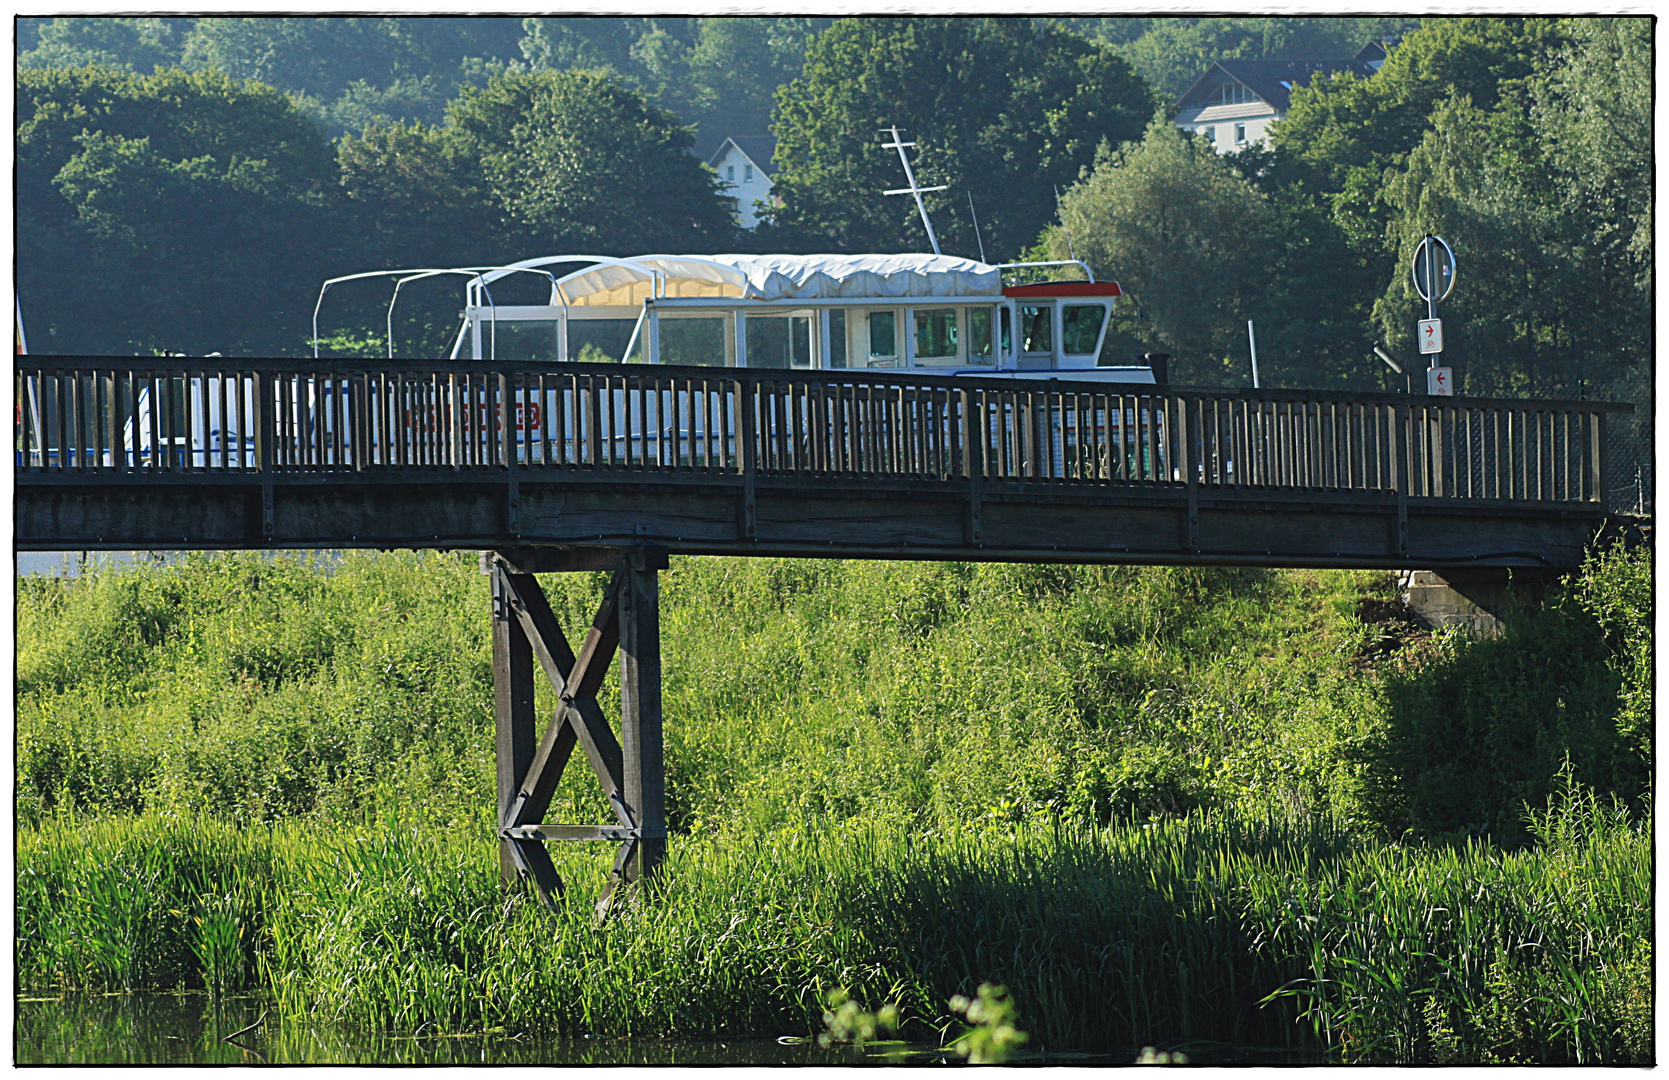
[14,357,1632,908]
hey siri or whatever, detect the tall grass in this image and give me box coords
[17,790,1651,1062]
[14,545,1651,1061]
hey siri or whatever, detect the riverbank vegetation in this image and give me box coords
[15,547,1652,1063]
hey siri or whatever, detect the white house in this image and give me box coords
[1173,58,1378,153]
[707,136,778,230]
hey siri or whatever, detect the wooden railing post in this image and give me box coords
[1393,402,1410,556]
[253,369,274,539]
[501,371,519,537]
[1180,394,1199,552]
[961,387,982,544]
[738,376,757,540]
[1595,410,1611,512]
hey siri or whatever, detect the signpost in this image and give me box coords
[1417,317,1443,354]
[1410,235,1457,395]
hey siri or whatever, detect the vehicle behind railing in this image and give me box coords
[15,358,1628,510]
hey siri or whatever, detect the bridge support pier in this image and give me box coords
[1402,567,1554,637]
[485,545,668,915]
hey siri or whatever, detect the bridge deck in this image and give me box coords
[16,358,1629,569]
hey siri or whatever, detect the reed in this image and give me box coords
[17,790,1651,1063]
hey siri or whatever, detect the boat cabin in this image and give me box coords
[427,253,1156,385]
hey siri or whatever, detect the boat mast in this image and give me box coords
[881,125,947,256]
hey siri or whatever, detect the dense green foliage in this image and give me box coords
[519,17,831,157]
[16,66,339,356]
[19,17,523,136]
[764,17,1152,259]
[1068,17,1417,99]
[14,548,1651,1062]
[1050,119,1277,384]
[17,784,1650,1063]
[17,551,1649,842]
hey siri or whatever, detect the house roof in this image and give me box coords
[1177,59,1378,113]
[1354,34,1402,63]
[706,136,778,178]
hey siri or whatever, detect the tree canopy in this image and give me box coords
[765,18,1154,260]
[17,66,338,356]
[1047,120,1276,382]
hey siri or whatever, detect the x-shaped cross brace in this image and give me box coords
[487,548,666,916]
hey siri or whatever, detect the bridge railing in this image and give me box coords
[15,358,1630,509]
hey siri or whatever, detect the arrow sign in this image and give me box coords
[1427,366,1453,396]
[1417,317,1443,354]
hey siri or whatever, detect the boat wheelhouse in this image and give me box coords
[321,253,1159,385]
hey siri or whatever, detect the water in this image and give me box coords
[12,994,1036,1065]
[15,994,1320,1064]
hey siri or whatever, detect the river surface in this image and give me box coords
[14,993,1138,1065]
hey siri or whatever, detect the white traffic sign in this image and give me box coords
[1427,367,1453,396]
[1411,236,1457,303]
[1417,317,1443,354]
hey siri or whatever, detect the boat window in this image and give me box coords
[482,320,561,362]
[1061,304,1107,356]
[659,316,729,367]
[746,314,812,369]
[868,311,897,364]
[999,307,1011,356]
[568,319,638,363]
[1020,305,1052,353]
[828,310,847,368]
[914,308,958,359]
[967,308,994,364]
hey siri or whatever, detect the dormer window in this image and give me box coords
[1211,81,1256,105]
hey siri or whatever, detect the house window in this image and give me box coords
[1212,82,1254,105]
[744,163,754,182]
[1202,125,1216,144]
[727,165,735,181]
[1235,124,1247,144]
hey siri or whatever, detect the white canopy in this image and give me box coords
[520,253,1003,307]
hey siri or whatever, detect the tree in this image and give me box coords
[1101,16,1416,100]
[1276,18,1566,249]
[17,66,339,356]
[765,18,1154,260]
[178,17,525,133]
[1046,119,1276,383]
[18,17,191,72]
[518,17,829,156]
[1371,17,1650,410]
[440,69,736,255]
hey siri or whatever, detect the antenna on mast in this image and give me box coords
[966,191,988,264]
[880,125,947,256]
[1053,185,1078,265]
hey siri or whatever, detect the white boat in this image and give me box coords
[316,252,1161,386]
